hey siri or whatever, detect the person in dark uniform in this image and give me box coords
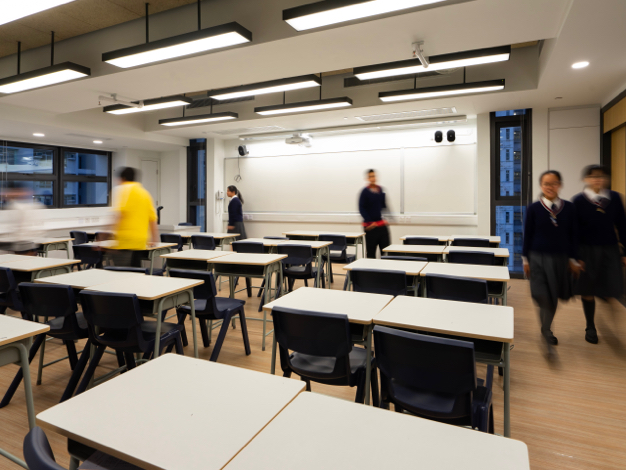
[523,170,581,354]
[572,165,626,344]
[359,169,390,259]
[227,185,247,240]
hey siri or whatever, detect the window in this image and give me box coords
[506,212,510,223]
[506,232,510,244]
[506,170,510,181]
[0,141,111,209]
[506,149,510,160]
[187,139,207,231]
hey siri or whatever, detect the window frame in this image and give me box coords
[60,147,112,208]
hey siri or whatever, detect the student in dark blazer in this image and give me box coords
[572,165,626,344]
[359,169,390,259]
[227,185,247,240]
[523,170,581,354]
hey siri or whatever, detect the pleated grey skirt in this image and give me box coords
[529,251,574,307]
[576,244,624,298]
[228,221,247,241]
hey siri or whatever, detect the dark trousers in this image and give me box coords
[365,225,390,259]
[108,250,145,268]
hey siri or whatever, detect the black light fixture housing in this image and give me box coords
[103,95,193,115]
[255,97,353,116]
[379,79,505,102]
[210,74,322,101]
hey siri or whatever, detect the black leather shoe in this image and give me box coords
[585,328,598,344]
[546,334,558,345]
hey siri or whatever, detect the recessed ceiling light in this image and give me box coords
[159,112,239,127]
[379,80,505,102]
[210,75,322,101]
[572,61,589,69]
[0,1,77,27]
[103,96,192,115]
[283,0,447,31]
[0,62,91,94]
[255,97,353,115]
[33,133,45,137]
[93,140,103,144]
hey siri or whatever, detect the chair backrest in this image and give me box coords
[272,307,352,379]
[72,245,103,268]
[23,427,65,470]
[452,238,491,248]
[94,231,111,241]
[0,267,21,311]
[69,231,89,246]
[425,274,488,303]
[319,234,347,252]
[447,251,495,266]
[263,236,289,240]
[373,325,476,397]
[277,244,314,266]
[403,237,440,246]
[191,235,216,250]
[232,241,265,254]
[20,283,79,330]
[160,233,184,251]
[381,255,428,262]
[350,269,408,296]
[179,222,193,226]
[168,269,222,317]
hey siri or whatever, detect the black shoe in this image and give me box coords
[546,334,558,345]
[585,328,598,344]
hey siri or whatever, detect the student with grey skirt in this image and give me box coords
[227,185,247,240]
[523,171,582,354]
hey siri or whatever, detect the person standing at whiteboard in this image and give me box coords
[227,185,247,240]
[359,169,390,258]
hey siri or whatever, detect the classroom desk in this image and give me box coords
[0,315,49,469]
[36,355,305,470]
[374,295,514,437]
[0,257,80,283]
[444,246,510,266]
[263,287,394,406]
[36,238,73,258]
[342,258,428,294]
[383,244,447,261]
[35,269,146,290]
[178,232,239,250]
[224,393,529,470]
[212,254,286,351]
[160,249,230,272]
[86,276,203,358]
[87,241,177,275]
[283,230,366,259]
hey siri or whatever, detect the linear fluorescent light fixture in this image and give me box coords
[159,112,239,127]
[379,79,505,102]
[0,62,90,94]
[103,22,252,68]
[1,1,77,26]
[103,95,192,115]
[354,46,511,80]
[283,0,447,31]
[255,97,353,116]
[210,75,322,101]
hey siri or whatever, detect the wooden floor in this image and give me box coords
[1,274,626,470]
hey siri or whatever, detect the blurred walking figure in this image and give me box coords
[359,169,390,258]
[0,183,45,255]
[226,185,247,240]
[572,165,626,344]
[523,171,581,356]
[110,167,158,267]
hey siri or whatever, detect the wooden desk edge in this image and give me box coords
[87,280,203,301]
[373,319,514,343]
[9,260,81,272]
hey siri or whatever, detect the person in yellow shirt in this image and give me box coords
[110,167,159,267]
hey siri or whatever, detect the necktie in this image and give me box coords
[551,203,557,211]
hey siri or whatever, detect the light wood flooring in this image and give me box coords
[1,274,625,470]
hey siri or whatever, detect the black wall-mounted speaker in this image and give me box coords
[434,131,443,143]
[238,145,249,156]
[447,130,456,142]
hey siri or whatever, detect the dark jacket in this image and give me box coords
[572,190,626,248]
[359,186,387,223]
[523,199,578,259]
[228,197,243,225]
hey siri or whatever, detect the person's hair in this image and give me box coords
[227,185,244,204]
[117,167,136,182]
[366,169,375,176]
[539,170,562,184]
[582,164,609,179]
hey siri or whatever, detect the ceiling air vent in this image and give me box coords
[355,107,457,122]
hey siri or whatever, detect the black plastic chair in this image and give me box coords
[179,222,193,226]
[403,237,440,245]
[169,269,251,362]
[448,251,495,265]
[273,307,378,404]
[374,325,493,433]
[0,284,89,407]
[231,241,265,297]
[23,427,65,470]
[264,236,289,240]
[350,268,407,296]
[72,245,103,270]
[0,267,23,315]
[381,255,428,262]
[191,235,216,250]
[69,231,88,246]
[277,244,324,292]
[452,238,491,247]
[160,233,184,252]
[70,291,184,398]
[94,231,112,241]
[425,274,488,304]
[319,234,356,284]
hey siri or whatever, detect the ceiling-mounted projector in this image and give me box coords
[286,133,312,147]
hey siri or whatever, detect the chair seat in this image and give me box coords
[140,321,184,341]
[48,312,88,338]
[284,266,320,277]
[330,252,356,263]
[178,297,245,318]
[290,346,368,383]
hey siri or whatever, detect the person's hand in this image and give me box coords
[364,223,377,232]
[227,225,235,230]
[523,262,530,279]
[569,260,583,277]
[148,241,157,247]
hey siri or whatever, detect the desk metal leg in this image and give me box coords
[188,289,199,359]
[503,282,508,306]
[504,341,511,437]
[270,331,277,375]
[64,241,70,259]
[364,324,372,406]
[315,248,322,288]
[262,268,271,351]
[154,298,165,358]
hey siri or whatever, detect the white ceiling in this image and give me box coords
[0,0,625,149]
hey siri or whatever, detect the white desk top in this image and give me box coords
[444,246,510,258]
[0,315,50,347]
[212,253,287,266]
[224,393,530,470]
[88,241,177,251]
[239,238,331,250]
[283,230,365,239]
[451,235,501,243]
[383,244,446,254]
[37,238,73,245]
[263,287,393,325]
[86,276,203,301]
[375,296,514,343]
[35,269,146,290]
[160,250,231,261]
[400,235,450,242]
[343,258,428,276]
[178,232,239,239]
[37,355,305,470]
[0,257,79,272]
[239,238,286,247]
[420,262,510,282]
[0,254,32,263]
